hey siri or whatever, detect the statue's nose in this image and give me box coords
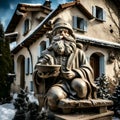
[60,31,64,36]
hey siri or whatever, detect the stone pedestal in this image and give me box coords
[55,111,113,120]
[54,99,114,120]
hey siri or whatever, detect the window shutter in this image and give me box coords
[25,57,29,75]
[83,20,87,31]
[100,56,105,76]
[40,45,42,56]
[37,56,40,62]
[72,16,77,29]
[25,19,29,33]
[102,10,106,21]
[29,19,31,31]
[79,19,84,30]
[38,44,44,57]
[29,58,32,74]
[14,61,16,74]
[46,39,50,48]
[38,45,41,57]
[30,81,33,91]
[92,6,96,17]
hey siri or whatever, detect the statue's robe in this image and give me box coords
[33,47,97,100]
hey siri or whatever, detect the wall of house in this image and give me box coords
[32,12,47,29]
[85,46,114,78]
[13,33,49,91]
[14,12,32,44]
[14,47,30,88]
[12,9,50,91]
[52,0,119,43]
[85,45,119,91]
[79,0,119,43]
[14,11,47,45]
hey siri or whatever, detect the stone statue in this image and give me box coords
[33,18,98,111]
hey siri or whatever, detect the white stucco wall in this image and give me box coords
[14,34,49,90]
[79,0,119,42]
[52,0,119,43]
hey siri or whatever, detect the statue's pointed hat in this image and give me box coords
[52,18,75,38]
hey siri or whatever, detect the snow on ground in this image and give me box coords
[0,103,16,120]
[27,92,39,104]
[0,103,120,120]
[0,92,39,120]
[0,92,119,120]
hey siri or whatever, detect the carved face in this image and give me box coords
[52,40,65,55]
[51,28,76,56]
[52,40,76,56]
[53,28,70,38]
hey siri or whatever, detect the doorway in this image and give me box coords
[17,55,25,89]
[90,53,105,79]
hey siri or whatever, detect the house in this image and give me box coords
[5,0,120,92]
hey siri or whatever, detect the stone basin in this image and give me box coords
[36,64,61,78]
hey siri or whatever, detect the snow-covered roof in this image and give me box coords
[11,1,95,54]
[5,32,18,37]
[5,2,52,33]
[9,0,120,54]
[5,32,18,42]
[11,9,56,53]
[76,35,120,49]
[18,3,42,6]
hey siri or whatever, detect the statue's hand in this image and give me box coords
[62,70,76,80]
[51,70,60,77]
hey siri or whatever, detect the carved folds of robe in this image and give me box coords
[33,47,97,100]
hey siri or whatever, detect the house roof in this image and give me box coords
[5,3,52,33]
[8,1,95,54]
[76,35,120,49]
[6,0,120,54]
[5,32,18,42]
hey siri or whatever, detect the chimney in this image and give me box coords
[43,0,51,8]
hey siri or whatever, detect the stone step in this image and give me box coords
[54,110,114,120]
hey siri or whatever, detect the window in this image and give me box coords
[38,41,46,57]
[25,57,33,75]
[30,81,34,91]
[29,58,32,74]
[23,19,31,35]
[40,41,46,52]
[73,16,87,32]
[92,6,106,21]
[46,39,50,48]
[25,57,29,75]
[90,53,105,79]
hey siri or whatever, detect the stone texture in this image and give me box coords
[54,111,114,120]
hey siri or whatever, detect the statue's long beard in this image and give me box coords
[52,34,76,56]
[53,42,76,56]
[64,42,76,56]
